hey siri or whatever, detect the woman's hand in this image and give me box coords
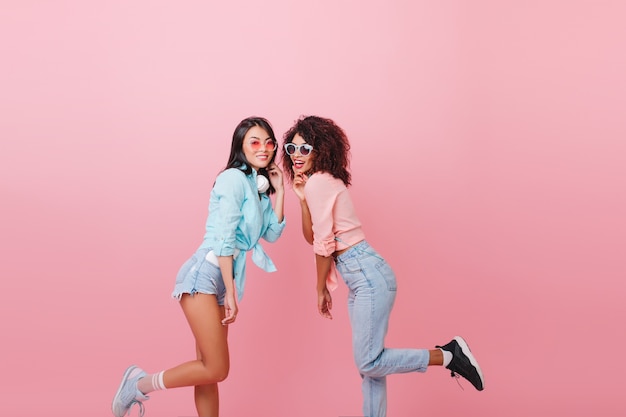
[267,162,284,192]
[293,171,308,201]
[317,286,333,320]
[221,292,239,325]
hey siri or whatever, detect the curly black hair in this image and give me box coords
[282,116,351,186]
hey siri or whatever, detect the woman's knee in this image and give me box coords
[354,356,376,376]
[212,365,229,383]
[199,362,229,384]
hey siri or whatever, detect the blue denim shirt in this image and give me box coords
[199,166,285,300]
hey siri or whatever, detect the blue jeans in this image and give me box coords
[335,241,429,417]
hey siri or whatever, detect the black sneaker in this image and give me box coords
[436,336,484,391]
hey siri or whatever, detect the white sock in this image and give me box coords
[440,349,453,367]
[137,371,166,395]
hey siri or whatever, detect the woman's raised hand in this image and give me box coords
[293,171,308,201]
[267,162,284,192]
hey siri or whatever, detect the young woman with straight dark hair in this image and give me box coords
[112,116,286,417]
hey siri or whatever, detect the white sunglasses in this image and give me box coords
[284,143,314,156]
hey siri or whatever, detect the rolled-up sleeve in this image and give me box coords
[304,174,339,257]
[211,169,245,256]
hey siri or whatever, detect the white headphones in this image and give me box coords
[256,175,270,194]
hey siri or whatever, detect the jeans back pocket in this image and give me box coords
[375,260,397,291]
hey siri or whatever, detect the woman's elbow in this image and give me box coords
[264,234,280,243]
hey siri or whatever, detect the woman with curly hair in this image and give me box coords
[112,116,286,417]
[282,115,484,417]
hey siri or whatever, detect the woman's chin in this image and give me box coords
[250,159,270,170]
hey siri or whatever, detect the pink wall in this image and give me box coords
[2,1,625,416]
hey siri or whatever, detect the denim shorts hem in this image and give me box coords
[171,287,224,305]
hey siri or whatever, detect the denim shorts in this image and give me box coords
[171,247,226,305]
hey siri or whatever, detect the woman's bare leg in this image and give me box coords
[194,323,227,417]
[195,382,219,417]
[428,349,444,365]
[160,293,229,416]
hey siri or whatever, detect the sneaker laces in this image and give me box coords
[450,371,465,391]
[126,400,145,417]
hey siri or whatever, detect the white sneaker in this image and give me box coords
[111,365,149,417]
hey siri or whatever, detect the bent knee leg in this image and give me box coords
[355,356,378,377]
[198,362,229,384]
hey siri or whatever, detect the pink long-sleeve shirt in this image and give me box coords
[304,172,366,289]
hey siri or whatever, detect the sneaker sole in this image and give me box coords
[454,336,485,390]
[111,365,139,417]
